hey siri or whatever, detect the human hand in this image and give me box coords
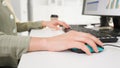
[40,30,103,55]
[41,20,70,30]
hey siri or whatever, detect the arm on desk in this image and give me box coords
[28,30,103,55]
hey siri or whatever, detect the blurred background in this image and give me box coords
[10,0,100,25]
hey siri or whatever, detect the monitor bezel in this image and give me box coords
[82,0,120,17]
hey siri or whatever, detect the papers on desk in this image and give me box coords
[30,27,65,37]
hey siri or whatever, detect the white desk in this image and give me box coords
[18,27,120,68]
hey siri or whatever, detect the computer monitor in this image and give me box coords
[82,0,120,29]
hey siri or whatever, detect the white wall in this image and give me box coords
[10,0,100,25]
[30,0,100,25]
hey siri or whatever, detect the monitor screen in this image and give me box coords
[82,0,120,16]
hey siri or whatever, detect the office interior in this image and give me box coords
[8,0,120,68]
[10,0,120,39]
[11,0,100,25]
[10,0,120,51]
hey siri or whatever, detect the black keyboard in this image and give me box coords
[63,25,118,43]
[99,29,120,36]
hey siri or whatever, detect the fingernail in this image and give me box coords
[96,50,99,53]
[101,44,104,46]
[88,53,92,55]
[88,52,92,55]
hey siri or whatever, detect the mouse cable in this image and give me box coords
[103,44,120,49]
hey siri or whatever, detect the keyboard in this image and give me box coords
[99,29,120,36]
[63,25,118,43]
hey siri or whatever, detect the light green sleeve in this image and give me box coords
[16,21,44,32]
[0,31,30,67]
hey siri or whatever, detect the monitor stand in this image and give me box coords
[100,16,110,27]
[112,16,120,36]
[98,16,113,31]
[112,16,120,30]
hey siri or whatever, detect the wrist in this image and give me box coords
[29,37,48,51]
[41,21,48,27]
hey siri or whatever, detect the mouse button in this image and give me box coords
[97,46,104,52]
[98,45,104,49]
[70,48,85,53]
[86,44,94,52]
[86,44,104,52]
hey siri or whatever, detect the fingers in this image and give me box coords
[50,25,60,30]
[81,32,103,46]
[47,20,70,30]
[68,42,91,55]
[76,32,103,46]
[68,31,103,53]
[56,21,70,28]
[78,38,99,53]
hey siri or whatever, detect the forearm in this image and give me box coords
[28,37,48,51]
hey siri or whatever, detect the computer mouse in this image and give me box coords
[70,44,104,53]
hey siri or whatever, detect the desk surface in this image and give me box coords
[18,28,120,68]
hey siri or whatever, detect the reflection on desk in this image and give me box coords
[18,27,120,68]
